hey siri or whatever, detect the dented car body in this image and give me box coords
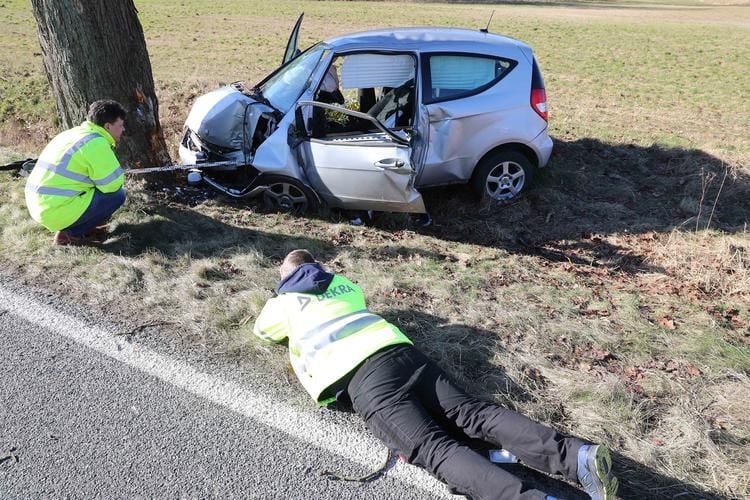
[179,15,552,213]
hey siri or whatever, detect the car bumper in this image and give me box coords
[532,129,553,168]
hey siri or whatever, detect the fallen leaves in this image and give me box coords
[548,336,705,397]
[636,276,707,303]
[649,437,666,447]
[624,365,645,381]
[708,306,749,330]
[646,358,703,378]
[656,315,676,330]
[521,365,546,384]
[578,344,617,363]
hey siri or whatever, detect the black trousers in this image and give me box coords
[346,344,583,500]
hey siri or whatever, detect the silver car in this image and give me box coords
[179,14,552,214]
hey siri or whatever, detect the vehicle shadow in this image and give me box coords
[417,138,749,272]
[98,204,327,259]
[381,308,731,500]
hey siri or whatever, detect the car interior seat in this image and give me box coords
[366,79,415,129]
[358,88,376,113]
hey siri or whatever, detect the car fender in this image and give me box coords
[251,104,309,181]
[418,105,548,186]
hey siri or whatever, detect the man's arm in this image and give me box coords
[84,138,124,193]
[253,296,290,343]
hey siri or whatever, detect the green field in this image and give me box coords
[1,1,749,498]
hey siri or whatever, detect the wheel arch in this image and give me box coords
[256,173,322,213]
[256,172,323,204]
[471,142,539,184]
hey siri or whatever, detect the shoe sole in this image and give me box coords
[591,445,619,500]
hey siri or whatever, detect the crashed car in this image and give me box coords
[179,14,551,214]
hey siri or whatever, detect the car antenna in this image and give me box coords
[480,10,495,33]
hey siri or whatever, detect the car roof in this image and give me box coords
[322,27,531,56]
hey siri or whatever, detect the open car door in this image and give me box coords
[282,13,304,66]
[293,102,426,213]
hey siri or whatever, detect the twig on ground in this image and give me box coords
[696,166,709,232]
[704,165,728,231]
[0,447,19,465]
[115,321,176,336]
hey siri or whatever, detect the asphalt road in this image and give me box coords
[0,287,443,499]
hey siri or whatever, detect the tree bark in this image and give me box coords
[30,0,170,168]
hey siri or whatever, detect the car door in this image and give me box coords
[282,13,304,65]
[292,101,426,213]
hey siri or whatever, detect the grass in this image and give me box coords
[2,0,750,498]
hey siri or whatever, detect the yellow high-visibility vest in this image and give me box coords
[25,121,124,231]
[254,275,412,405]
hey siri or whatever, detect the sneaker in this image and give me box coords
[52,231,94,246]
[415,212,432,227]
[577,444,618,500]
[84,224,109,241]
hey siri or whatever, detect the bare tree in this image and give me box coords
[31,0,170,168]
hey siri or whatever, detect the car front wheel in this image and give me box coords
[261,176,319,214]
[471,150,534,203]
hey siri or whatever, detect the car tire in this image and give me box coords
[261,176,319,214]
[471,150,534,203]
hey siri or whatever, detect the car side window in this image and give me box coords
[312,52,417,137]
[425,54,516,103]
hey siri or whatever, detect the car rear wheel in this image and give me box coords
[261,176,318,214]
[471,150,534,203]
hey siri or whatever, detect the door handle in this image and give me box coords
[374,158,406,169]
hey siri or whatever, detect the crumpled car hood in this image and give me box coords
[185,86,274,152]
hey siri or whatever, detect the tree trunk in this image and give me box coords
[31,0,170,168]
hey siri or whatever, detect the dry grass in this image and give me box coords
[1,1,750,498]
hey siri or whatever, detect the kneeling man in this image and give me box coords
[26,100,127,245]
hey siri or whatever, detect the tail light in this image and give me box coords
[530,58,548,122]
[531,88,547,121]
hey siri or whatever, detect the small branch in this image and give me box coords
[115,321,176,336]
[695,166,707,232]
[704,165,728,231]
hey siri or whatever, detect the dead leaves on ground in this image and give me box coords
[550,339,703,395]
[655,314,676,330]
[646,358,702,378]
[708,306,749,330]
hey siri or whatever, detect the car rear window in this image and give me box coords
[423,53,516,103]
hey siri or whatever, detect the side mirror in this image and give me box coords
[295,102,325,138]
[288,104,311,148]
[294,105,308,137]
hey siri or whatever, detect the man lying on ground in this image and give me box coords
[253,249,619,500]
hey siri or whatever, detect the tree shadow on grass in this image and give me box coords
[415,138,749,275]
[98,204,328,259]
[380,308,532,405]
[613,451,731,500]
[381,308,732,500]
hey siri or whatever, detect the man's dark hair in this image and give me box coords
[87,100,126,127]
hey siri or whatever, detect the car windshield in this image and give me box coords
[259,44,326,114]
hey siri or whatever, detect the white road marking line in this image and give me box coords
[0,286,452,498]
